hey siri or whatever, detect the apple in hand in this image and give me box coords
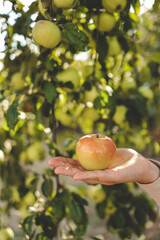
[94,13,116,32]
[32,20,61,49]
[102,0,127,13]
[76,134,116,170]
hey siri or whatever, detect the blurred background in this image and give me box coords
[0,0,160,239]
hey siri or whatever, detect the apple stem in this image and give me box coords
[96,134,99,138]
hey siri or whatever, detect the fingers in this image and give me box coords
[48,157,82,169]
[54,166,82,177]
[73,169,120,184]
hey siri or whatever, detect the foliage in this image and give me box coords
[0,0,160,239]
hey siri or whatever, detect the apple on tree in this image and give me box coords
[76,134,116,170]
[56,67,80,92]
[11,72,25,90]
[94,12,116,32]
[102,0,127,13]
[88,185,106,203]
[113,105,127,126]
[84,86,99,103]
[107,36,122,56]
[121,77,137,91]
[81,65,103,79]
[32,20,61,49]
[138,85,154,100]
[0,228,14,240]
[53,0,76,9]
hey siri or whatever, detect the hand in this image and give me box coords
[48,148,160,185]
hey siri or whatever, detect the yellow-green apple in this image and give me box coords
[82,65,103,79]
[84,86,99,103]
[88,185,106,203]
[32,20,61,48]
[0,228,14,240]
[138,85,154,100]
[121,77,137,91]
[94,12,116,32]
[53,0,75,9]
[81,107,99,122]
[55,108,73,126]
[107,36,122,56]
[76,134,116,170]
[113,105,127,125]
[105,201,116,215]
[11,72,24,90]
[56,67,80,92]
[102,0,127,13]
[20,142,45,162]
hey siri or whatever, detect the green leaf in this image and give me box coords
[36,232,50,240]
[62,22,89,51]
[53,202,66,221]
[5,100,19,129]
[68,200,88,225]
[42,215,57,238]
[129,95,148,116]
[96,34,108,67]
[22,215,34,235]
[41,179,53,197]
[71,192,88,206]
[0,96,6,103]
[94,97,104,110]
[96,201,106,219]
[43,82,57,104]
[134,208,147,226]
[108,210,126,229]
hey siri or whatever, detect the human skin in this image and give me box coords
[48,148,160,185]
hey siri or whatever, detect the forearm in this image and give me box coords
[138,159,160,206]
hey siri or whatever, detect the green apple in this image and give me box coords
[107,36,122,56]
[32,20,61,48]
[82,65,103,79]
[84,86,99,103]
[53,0,75,9]
[105,201,116,215]
[138,85,154,100]
[56,67,80,92]
[121,77,137,91]
[88,185,106,203]
[26,142,45,162]
[76,134,116,170]
[102,0,127,13]
[94,13,116,32]
[11,72,24,90]
[81,107,99,122]
[55,108,73,126]
[113,105,127,125]
[0,228,14,240]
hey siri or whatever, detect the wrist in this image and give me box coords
[138,158,160,184]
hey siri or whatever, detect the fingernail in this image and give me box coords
[48,160,53,166]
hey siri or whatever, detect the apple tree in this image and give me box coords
[0,0,160,239]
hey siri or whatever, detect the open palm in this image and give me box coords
[48,148,158,185]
